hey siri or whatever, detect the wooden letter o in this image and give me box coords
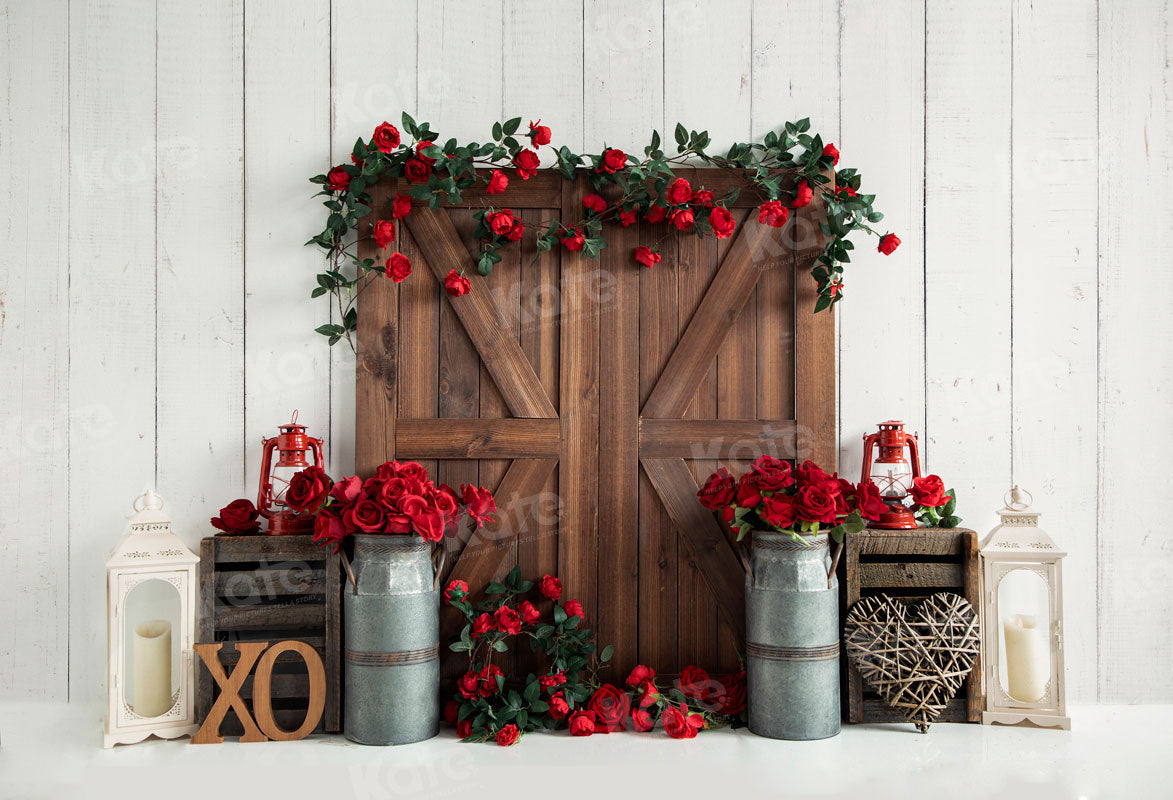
[251,640,326,741]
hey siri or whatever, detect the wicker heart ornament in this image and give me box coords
[844,593,980,732]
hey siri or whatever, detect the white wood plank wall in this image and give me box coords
[1,0,1168,704]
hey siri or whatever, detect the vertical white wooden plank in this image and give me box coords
[0,0,70,700]
[1098,0,1173,702]
[156,1,245,551]
[666,0,752,154]
[507,0,584,155]
[924,0,1012,536]
[838,0,925,478]
[329,0,418,481]
[68,0,157,704]
[244,0,332,489]
[416,0,504,143]
[1012,0,1098,704]
[583,0,658,153]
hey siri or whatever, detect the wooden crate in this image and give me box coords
[196,535,341,734]
[841,527,982,723]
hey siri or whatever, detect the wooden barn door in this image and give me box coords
[357,171,835,681]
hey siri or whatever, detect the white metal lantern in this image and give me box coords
[979,487,1070,730]
[104,490,200,747]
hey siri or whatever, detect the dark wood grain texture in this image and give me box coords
[395,418,560,458]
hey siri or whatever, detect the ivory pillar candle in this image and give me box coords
[1002,614,1047,702]
[132,620,173,717]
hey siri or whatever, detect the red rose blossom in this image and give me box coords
[443,699,459,724]
[878,233,901,255]
[790,179,813,208]
[736,472,764,508]
[506,218,525,242]
[513,148,540,179]
[618,208,638,227]
[374,219,396,249]
[408,507,446,542]
[626,664,656,688]
[487,209,515,236]
[707,670,747,715]
[458,670,480,699]
[911,474,949,507]
[312,508,345,552]
[327,165,351,192]
[444,269,471,297]
[211,498,261,535]
[662,703,704,739]
[634,245,661,268]
[829,280,844,298]
[528,119,552,146]
[457,720,472,738]
[636,679,659,707]
[472,612,493,637]
[371,121,401,153]
[600,148,627,173]
[678,666,711,700]
[487,169,508,195]
[583,193,607,214]
[404,158,431,183]
[750,455,794,491]
[538,671,566,691]
[757,200,789,228]
[444,579,469,603]
[564,599,584,619]
[691,189,715,207]
[631,707,655,732]
[588,684,631,733]
[385,252,412,282]
[479,664,503,697]
[344,498,386,534]
[669,207,694,231]
[330,475,363,505]
[568,709,596,736]
[539,574,563,601]
[853,481,889,521]
[645,204,667,224]
[461,484,496,528]
[697,468,736,510]
[392,193,412,219]
[760,494,798,530]
[794,483,838,525]
[795,460,831,486]
[518,600,541,625]
[667,177,692,205]
[285,466,331,512]
[495,723,519,746]
[495,604,522,635]
[548,692,570,720]
[415,140,437,164]
[709,206,736,239]
[823,142,840,166]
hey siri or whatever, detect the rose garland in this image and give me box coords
[308,114,900,350]
[444,567,746,746]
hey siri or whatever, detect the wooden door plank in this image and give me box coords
[558,175,600,620]
[640,457,747,642]
[396,222,439,480]
[402,207,557,418]
[641,220,773,419]
[638,419,798,459]
[395,418,560,458]
[356,182,398,477]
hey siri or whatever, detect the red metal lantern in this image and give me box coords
[860,420,922,530]
[256,411,325,535]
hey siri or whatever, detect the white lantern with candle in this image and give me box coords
[979,487,1070,730]
[104,490,200,747]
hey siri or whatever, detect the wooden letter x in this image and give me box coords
[192,642,269,744]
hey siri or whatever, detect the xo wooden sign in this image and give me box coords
[192,640,325,744]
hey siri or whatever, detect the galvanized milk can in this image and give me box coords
[746,530,840,740]
[344,535,439,745]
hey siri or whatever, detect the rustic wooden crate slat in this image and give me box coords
[196,534,340,734]
[842,526,982,725]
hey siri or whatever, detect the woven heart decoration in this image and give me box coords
[844,592,981,733]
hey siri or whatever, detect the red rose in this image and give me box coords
[588,684,631,733]
[344,498,386,534]
[583,194,607,214]
[662,703,704,739]
[645,204,667,224]
[911,474,949,508]
[330,475,363,505]
[415,140,437,164]
[840,185,857,198]
[495,604,522,635]
[560,228,585,251]
[750,455,793,491]
[823,142,840,166]
[878,233,901,255]
[444,579,468,603]
[458,670,480,699]
[636,679,659,707]
[312,508,345,552]
[513,148,540,179]
[736,472,763,508]
[760,494,797,530]
[539,574,563,601]
[709,206,736,239]
[757,200,788,228]
[374,219,396,250]
[457,720,472,738]
[677,666,711,700]
[795,460,831,486]
[600,148,627,173]
[385,252,412,282]
[568,709,596,736]
[548,692,570,720]
[829,280,844,298]
[625,664,656,688]
[408,507,446,542]
[487,209,515,236]
[285,466,331,512]
[538,671,566,691]
[461,484,496,528]
[790,179,813,208]
[371,121,401,153]
[853,481,889,521]
[211,498,260,535]
[634,245,661,269]
[443,699,460,725]
[487,169,508,195]
[631,708,655,732]
[391,193,412,219]
[350,152,362,166]
[444,269,471,297]
[618,208,638,227]
[691,189,714,207]
[479,664,503,697]
[667,177,692,205]
[794,484,838,525]
[506,218,525,242]
[706,671,746,716]
[495,723,519,747]
[404,157,431,183]
[518,600,540,625]
[563,599,584,619]
[472,612,493,637]
[327,165,351,192]
[697,468,736,510]
[669,208,694,231]
[528,119,552,146]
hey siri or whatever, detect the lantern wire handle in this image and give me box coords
[290,408,300,425]
[133,489,164,513]
[1004,486,1033,511]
